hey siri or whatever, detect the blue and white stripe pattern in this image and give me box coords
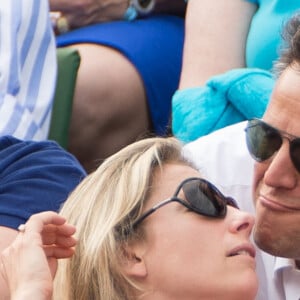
[0,0,57,140]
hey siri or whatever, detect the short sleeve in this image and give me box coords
[0,136,86,229]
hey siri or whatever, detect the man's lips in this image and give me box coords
[258,195,300,212]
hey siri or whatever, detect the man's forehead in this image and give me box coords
[263,65,300,133]
[277,64,300,85]
[270,66,300,105]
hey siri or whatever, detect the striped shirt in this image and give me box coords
[0,0,56,140]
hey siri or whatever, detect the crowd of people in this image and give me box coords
[1,0,300,299]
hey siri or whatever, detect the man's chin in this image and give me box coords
[254,233,278,256]
[254,227,299,258]
[253,221,282,256]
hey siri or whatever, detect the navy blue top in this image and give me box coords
[0,136,86,229]
[56,15,184,135]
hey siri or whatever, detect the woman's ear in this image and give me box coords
[121,242,148,278]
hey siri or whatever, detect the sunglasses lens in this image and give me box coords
[246,120,282,162]
[182,180,227,217]
[291,139,300,172]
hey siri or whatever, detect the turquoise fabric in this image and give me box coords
[172,0,298,143]
[172,69,274,143]
[246,0,300,70]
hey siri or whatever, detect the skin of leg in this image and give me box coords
[67,43,151,173]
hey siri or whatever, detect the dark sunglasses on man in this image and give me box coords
[245,118,300,172]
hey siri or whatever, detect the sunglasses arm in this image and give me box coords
[132,198,175,228]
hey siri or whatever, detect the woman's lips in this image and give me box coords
[227,243,256,258]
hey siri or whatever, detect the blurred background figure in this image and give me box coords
[172,0,299,143]
[50,0,187,172]
[0,1,56,140]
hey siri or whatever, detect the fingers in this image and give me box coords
[43,231,77,249]
[44,245,75,259]
[0,212,76,298]
[26,211,66,227]
[25,211,75,236]
[42,221,76,237]
[25,211,68,233]
[18,211,77,259]
[41,223,77,246]
[50,0,129,29]
[49,0,74,12]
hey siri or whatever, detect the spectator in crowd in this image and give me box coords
[50,0,187,172]
[172,0,299,143]
[1,137,258,300]
[183,12,300,299]
[0,1,57,140]
[0,136,86,299]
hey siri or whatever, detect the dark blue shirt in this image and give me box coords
[0,136,86,229]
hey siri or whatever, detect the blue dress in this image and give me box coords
[56,15,185,136]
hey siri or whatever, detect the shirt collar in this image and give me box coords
[274,257,296,272]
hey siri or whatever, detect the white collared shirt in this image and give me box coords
[183,121,300,300]
[275,258,300,300]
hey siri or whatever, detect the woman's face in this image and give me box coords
[136,163,257,300]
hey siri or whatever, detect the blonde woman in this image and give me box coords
[2,137,258,299]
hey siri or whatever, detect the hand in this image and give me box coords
[0,211,76,300]
[50,0,129,29]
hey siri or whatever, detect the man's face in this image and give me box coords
[253,64,300,259]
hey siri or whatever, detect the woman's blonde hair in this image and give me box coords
[53,137,193,300]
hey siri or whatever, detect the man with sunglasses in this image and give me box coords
[183,13,300,300]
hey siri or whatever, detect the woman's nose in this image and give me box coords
[228,207,255,236]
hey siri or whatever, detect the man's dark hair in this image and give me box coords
[274,12,300,76]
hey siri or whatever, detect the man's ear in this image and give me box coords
[121,241,148,278]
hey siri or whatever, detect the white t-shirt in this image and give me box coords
[183,121,300,300]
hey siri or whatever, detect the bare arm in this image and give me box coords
[179,0,257,88]
[49,0,186,28]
